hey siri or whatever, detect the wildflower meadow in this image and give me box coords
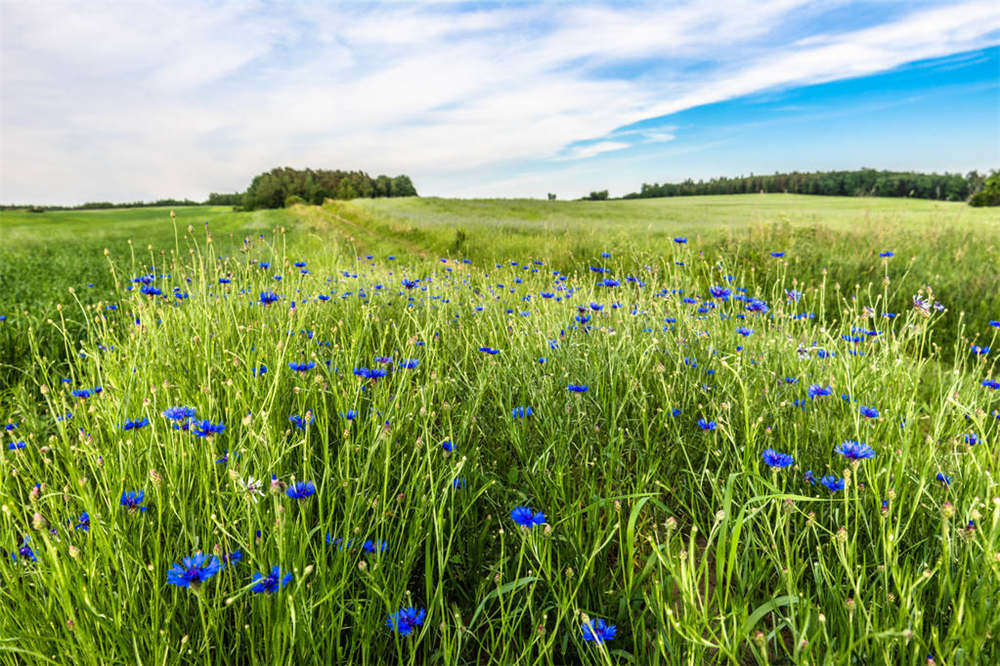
[0,198,998,665]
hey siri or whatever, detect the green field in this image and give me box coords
[1,196,998,665]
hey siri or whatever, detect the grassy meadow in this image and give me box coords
[1,195,999,665]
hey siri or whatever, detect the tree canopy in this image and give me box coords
[242,167,417,210]
[619,169,991,203]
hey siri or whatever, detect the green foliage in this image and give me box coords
[583,190,609,200]
[1,200,998,664]
[968,170,1000,207]
[206,192,244,206]
[623,168,983,201]
[242,167,418,210]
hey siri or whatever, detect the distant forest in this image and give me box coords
[3,166,418,211]
[614,168,997,203]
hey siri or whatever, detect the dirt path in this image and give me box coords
[288,202,430,259]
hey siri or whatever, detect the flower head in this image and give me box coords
[251,566,293,594]
[286,481,316,500]
[162,406,196,421]
[834,440,876,461]
[191,420,225,438]
[511,506,546,528]
[122,418,149,431]
[387,607,426,635]
[859,406,879,419]
[511,406,533,419]
[807,385,833,399]
[120,490,148,512]
[582,617,618,644]
[167,552,221,588]
[762,449,794,468]
[819,475,845,492]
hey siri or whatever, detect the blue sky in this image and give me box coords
[1,1,998,203]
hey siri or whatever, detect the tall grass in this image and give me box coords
[0,207,998,664]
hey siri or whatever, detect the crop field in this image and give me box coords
[1,195,999,665]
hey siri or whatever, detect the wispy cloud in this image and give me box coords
[1,1,998,203]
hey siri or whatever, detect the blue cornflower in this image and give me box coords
[785,289,803,302]
[166,552,222,588]
[452,478,467,489]
[398,359,419,369]
[770,252,785,258]
[191,420,225,438]
[252,364,268,376]
[599,278,620,287]
[990,320,1000,328]
[162,406,196,421]
[859,406,880,418]
[441,440,454,452]
[72,388,93,399]
[736,327,753,337]
[11,536,37,563]
[342,410,358,421]
[3,423,16,431]
[222,551,242,567]
[122,418,149,431]
[673,237,687,244]
[120,490,148,512]
[387,607,426,636]
[880,251,894,257]
[286,481,316,500]
[971,345,990,355]
[478,347,500,355]
[511,506,546,528]
[807,385,833,399]
[251,566,293,594]
[803,470,816,485]
[762,449,794,468]
[697,418,717,431]
[568,384,589,392]
[73,512,90,531]
[983,379,1000,390]
[582,617,617,644]
[363,539,388,554]
[8,440,25,450]
[512,406,533,418]
[709,286,731,299]
[835,440,876,460]
[401,279,419,289]
[936,473,952,486]
[745,299,769,313]
[819,475,845,492]
[289,413,314,429]
[964,433,980,446]
[288,361,316,372]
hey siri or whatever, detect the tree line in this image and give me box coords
[3,166,418,211]
[616,169,997,204]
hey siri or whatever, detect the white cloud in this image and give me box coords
[1,1,997,203]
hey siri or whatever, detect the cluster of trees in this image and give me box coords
[618,169,995,203]
[969,171,1000,207]
[242,167,417,210]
